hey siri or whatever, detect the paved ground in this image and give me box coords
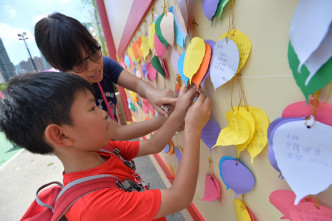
[0,139,185,220]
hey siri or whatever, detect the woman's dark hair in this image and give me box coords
[35,12,100,72]
[0,72,94,154]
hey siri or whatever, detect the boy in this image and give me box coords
[0,72,211,220]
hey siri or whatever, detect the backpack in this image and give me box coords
[20,174,119,221]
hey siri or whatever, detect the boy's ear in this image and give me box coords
[44,124,73,147]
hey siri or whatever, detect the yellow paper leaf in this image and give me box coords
[183,37,206,81]
[129,91,137,101]
[141,36,150,60]
[235,106,255,156]
[246,107,269,164]
[220,29,251,73]
[233,199,252,221]
[213,110,250,148]
[128,47,135,64]
[149,23,156,50]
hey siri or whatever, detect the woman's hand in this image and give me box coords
[146,88,177,117]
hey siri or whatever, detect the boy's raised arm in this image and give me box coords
[156,90,211,218]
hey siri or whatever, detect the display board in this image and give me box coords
[102,0,332,220]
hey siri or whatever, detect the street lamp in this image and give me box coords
[17,32,37,71]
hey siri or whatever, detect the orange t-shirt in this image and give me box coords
[63,140,166,221]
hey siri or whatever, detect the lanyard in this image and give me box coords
[98,82,116,121]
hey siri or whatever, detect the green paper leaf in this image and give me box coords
[288,41,332,103]
[151,56,165,78]
[155,14,169,48]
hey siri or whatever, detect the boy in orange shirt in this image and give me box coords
[0,72,211,220]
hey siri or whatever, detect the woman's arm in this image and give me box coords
[117,69,177,117]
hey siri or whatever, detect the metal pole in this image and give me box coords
[18,33,37,71]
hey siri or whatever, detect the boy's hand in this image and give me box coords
[185,90,211,132]
[173,84,198,120]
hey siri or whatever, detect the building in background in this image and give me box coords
[19,60,34,73]
[0,38,16,82]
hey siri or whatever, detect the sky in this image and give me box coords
[0,0,94,65]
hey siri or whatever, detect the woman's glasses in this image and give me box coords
[72,46,102,73]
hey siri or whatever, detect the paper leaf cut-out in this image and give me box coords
[201,119,221,152]
[142,99,149,114]
[124,55,130,68]
[202,40,216,87]
[220,29,251,73]
[246,107,269,164]
[201,173,221,202]
[192,44,212,87]
[141,36,150,60]
[183,37,206,81]
[214,110,250,147]
[282,100,332,126]
[171,50,180,74]
[128,47,135,64]
[147,62,157,82]
[149,23,156,50]
[151,56,166,78]
[174,146,182,163]
[219,156,255,197]
[202,0,220,21]
[235,106,256,155]
[161,58,170,79]
[273,119,332,204]
[213,0,229,21]
[155,14,168,48]
[160,12,174,46]
[170,6,187,49]
[210,38,239,90]
[154,33,167,58]
[178,52,189,84]
[234,199,252,221]
[288,41,332,103]
[270,189,332,220]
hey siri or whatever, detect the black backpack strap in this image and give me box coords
[51,174,120,221]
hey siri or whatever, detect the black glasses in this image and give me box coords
[72,47,102,73]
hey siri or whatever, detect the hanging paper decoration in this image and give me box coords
[183,37,206,82]
[146,62,157,82]
[149,23,156,50]
[201,119,221,152]
[172,0,187,36]
[155,14,168,48]
[142,63,148,80]
[154,33,167,58]
[210,38,239,90]
[235,107,255,155]
[124,55,130,68]
[178,52,189,84]
[233,198,255,221]
[202,40,216,86]
[128,47,136,64]
[288,41,332,103]
[213,108,250,148]
[213,0,230,21]
[141,36,150,60]
[246,107,269,164]
[289,0,332,85]
[220,29,252,73]
[201,173,221,202]
[151,56,166,78]
[176,0,188,29]
[160,12,174,46]
[268,117,302,176]
[128,53,134,66]
[282,100,332,126]
[171,50,180,74]
[270,189,332,220]
[142,99,149,114]
[174,146,182,163]
[219,156,255,197]
[272,116,332,205]
[132,42,140,62]
[191,44,212,87]
[137,37,143,60]
[175,75,182,96]
[169,6,187,49]
[202,0,220,22]
[160,58,170,79]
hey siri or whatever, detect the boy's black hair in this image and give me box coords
[0,72,94,154]
[35,12,100,72]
